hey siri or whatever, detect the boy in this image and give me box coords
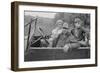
[63,17,89,52]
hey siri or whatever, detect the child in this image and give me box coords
[48,19,64,47]
[63,17,89,52]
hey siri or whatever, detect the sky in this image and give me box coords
[24,11,56,18]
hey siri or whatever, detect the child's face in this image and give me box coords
[56,20,63,28]
[74,18,83,28]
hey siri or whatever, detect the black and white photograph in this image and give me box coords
[24,11,91,61]
[11,2,97,71]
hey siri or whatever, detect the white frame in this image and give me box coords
[19,5,96,68]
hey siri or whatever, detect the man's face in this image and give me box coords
[56,20,63,28]
[74,18,83,28]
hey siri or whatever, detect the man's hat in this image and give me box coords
[63,22,69,29]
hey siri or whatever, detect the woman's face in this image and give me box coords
[74,18,83,28]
